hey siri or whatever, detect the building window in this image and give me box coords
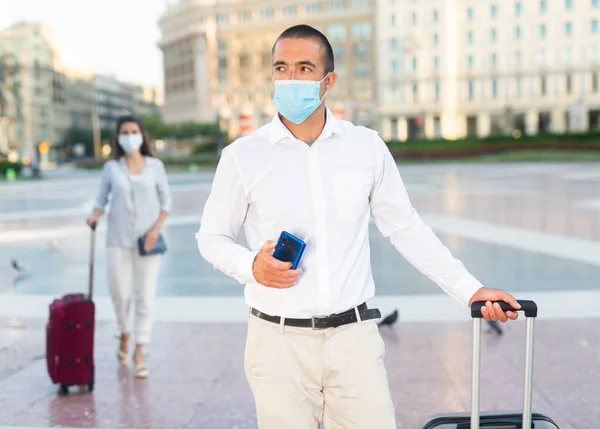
[566,0,573,9]
[333,45,345,61]
[541,74,547,95]
[590,44,599,60]
[329,0,344,10]
[391,14,396,26]
[492,79,498,98]
[390,38,398,50]
[328,24,346,41]
[468,80,475,100]
[260,8,273,20]
[491,4,498,18]
[217,39,228,51]
[467,55,473,69]
[564,47,573,62]
[491,28,497,42]
[435,81,441,102]
[516,2,522,15]
[433,56,439,71]
[412,56,418,71]
[594,0,600,8]
[412,82,418,101]
[352,22,371,40]
[565,22,572,35]
[352,0,371,8]
[566,73,573,93]
[433,33,439,45]
[592,19,599,33]
[412,12,417,25]
[433,10,439,22]
[354,62,371,77]
[305,2,321,14]
[540,24,547,38]
[540,0,548,13]
[215,12,228,23]
[282,5,297,16]
[467,31,473,44]
[515,51,522,66]
[592,72,599,92]
[491,53,497,67]
[391,59,399,72]
[218,57,228,70]
[467,7,474,20]
[515,26,521,39]
[238,10,251,22]
[354,42,370,58]
[516,76,522,97]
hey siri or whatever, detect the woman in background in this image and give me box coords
[86,114,171,378]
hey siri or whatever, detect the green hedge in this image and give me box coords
[0,161,23,177]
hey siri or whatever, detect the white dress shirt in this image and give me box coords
[196,109,483,318]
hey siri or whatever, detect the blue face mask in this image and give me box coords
[272,74,330,124]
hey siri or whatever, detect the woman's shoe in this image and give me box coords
[117,349,129,364]
[134,363,149,379]
[116,334,129,364]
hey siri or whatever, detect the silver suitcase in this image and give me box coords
[421,300,559,429]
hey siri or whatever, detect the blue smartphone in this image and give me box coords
[272,231,306,270]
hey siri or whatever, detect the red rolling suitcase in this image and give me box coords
[46,223,97,394]
[421,300,559,429]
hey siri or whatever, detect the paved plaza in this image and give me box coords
[0,162,599,428]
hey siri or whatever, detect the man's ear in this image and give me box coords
[325,72,337,91]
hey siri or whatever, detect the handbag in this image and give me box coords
[123,161,167,257]
[137,233,167,256]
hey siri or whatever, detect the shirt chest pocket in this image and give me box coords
[331,172,372,222]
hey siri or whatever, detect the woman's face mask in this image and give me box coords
[118,134,143,154]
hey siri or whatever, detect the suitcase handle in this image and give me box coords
[471,300,537,319]
[458,417,535,429]
[88,223,96,299]
[470,300,537,429]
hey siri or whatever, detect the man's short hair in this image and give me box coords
[272,24,335,75]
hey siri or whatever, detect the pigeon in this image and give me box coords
[378,309,399,327]
[11,259,28,284]
[487,320,503,335]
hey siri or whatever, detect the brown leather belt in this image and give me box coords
[250,302,381,330]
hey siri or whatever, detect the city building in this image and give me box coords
[377,0,600,140]
[0,21,68,153]
[158,0,378,137]
[0,21,162,155]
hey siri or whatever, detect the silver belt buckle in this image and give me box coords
[311,315,329,330]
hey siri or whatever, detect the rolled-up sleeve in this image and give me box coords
[369,136,483,306]
[156,160,172,212]
[195,147,258,285]
[93,162,112,211]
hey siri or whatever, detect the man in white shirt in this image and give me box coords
[196,24,520,429]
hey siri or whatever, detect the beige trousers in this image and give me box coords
[244,313,396,429]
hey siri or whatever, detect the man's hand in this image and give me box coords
[252,241,302,288]
[469,287,521,322]
[144,229,160,252]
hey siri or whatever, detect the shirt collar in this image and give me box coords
[267,107,343,144]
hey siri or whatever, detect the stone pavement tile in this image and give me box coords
[0,318,597,428]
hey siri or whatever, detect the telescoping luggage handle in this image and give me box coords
[470,300,538,429]
[88,222,97,299]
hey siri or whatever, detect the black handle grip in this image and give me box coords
[471,300,537,318]
[457,417,534,429]
[89,221,97,231]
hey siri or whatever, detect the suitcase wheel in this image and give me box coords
[59,383,69,395]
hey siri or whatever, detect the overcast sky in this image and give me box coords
[0,0,168,87]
